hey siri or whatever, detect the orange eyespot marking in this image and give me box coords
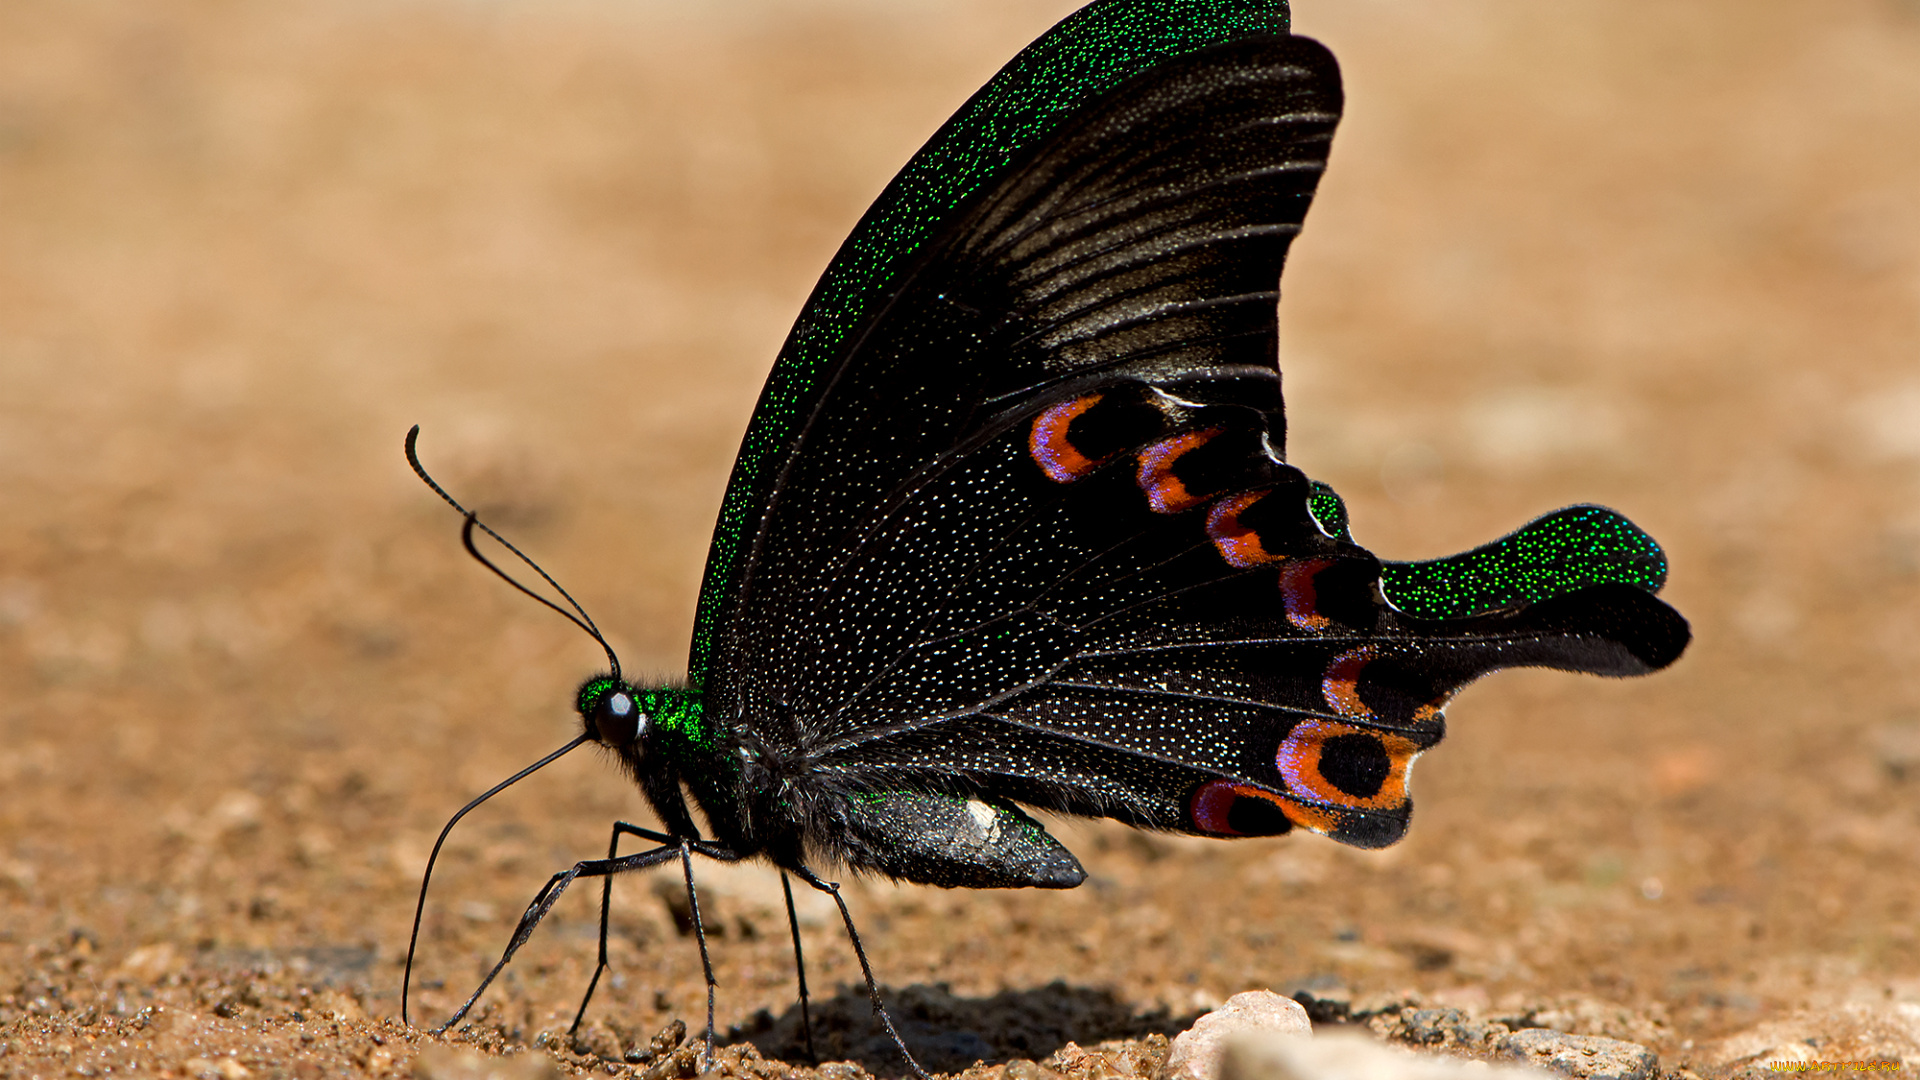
[1278,558,1335,631]
[1029,394,1106,482]
[1136,428,1222,514]
[1188,780,1295,836]
[1321,645,1376,717]
[1206,490,1284,567]
[1275,719,1423,811]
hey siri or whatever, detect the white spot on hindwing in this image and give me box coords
[964,799,1001,842]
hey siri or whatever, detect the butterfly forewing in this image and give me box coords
[709,38,1339,751]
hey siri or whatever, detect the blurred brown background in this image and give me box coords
[3,0,1918,1075]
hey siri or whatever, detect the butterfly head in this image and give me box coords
[578,674,648,749]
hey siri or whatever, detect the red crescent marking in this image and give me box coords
[1188,780,1296,836]
[1029,395,1106,482]
[1279,558,1334,631]
[1206,490,1283,567]
[1136,429,1221,513]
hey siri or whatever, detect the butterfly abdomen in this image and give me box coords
[829,788,1087,889]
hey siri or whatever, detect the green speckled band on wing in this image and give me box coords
[689,0,1292,686]
[1379,504,1670,621]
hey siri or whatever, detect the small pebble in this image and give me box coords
[650,1019,688,1059]
[639,1046,700,1080]
[1163,991,1311,1080]
[1499,1029,1658,1080]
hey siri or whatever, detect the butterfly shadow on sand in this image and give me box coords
[726,981,1195,1078]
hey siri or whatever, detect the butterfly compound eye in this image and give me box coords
[597,691,643,745]
[577,676,645,747]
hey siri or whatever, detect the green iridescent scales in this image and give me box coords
[638,688,706,746]
[580,678,707,746]
[1379,505,1669,621]
[689,0,1291,688]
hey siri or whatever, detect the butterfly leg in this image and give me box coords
[676,840,723,1070]
[779,870,817,1063]
[793,865,930,1080]
[567,821,678,1045]
[436,843,681,1035]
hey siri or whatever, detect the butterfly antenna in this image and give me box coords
[402,733,593,1027]
[405,425,622,679]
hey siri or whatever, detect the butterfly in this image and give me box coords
[401,0,1689,1074]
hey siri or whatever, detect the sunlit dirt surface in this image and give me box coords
[4,1,1919,1077]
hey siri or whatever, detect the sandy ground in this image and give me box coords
[3,0,1920,1077]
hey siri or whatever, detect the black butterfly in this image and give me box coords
[402,0,1688,1074]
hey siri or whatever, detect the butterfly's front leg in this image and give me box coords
[561,825,752,1070]
[567,821,681,1048]
[435,842,683,1035]
[553,824,748,1070]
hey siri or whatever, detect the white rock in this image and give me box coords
[1162,991,1311,1080]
